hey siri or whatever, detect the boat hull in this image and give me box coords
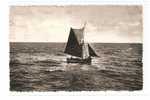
[67,57,91,64]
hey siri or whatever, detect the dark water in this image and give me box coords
[10,42,143,91]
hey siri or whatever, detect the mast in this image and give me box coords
[81,22,90,59]
[82,22,86,43]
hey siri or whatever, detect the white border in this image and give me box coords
[9,0,143,5]
[0,0,150,99]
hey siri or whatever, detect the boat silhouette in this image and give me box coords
[64,23,98,64]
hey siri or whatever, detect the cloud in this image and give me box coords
[10,5,142,43]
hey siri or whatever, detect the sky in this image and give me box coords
[9,5,142,43]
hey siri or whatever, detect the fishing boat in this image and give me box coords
[64,23,98,64]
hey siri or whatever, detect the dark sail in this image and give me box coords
[64,28,83,57]
[72,28,84,44]
[88,44,98,57]
[64,26,98,58]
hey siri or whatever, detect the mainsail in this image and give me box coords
[64,27,98,59]
[64,28,83,57]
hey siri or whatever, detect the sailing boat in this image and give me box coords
[64,23,98,64]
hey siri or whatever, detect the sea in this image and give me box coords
[9,42,143,91]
